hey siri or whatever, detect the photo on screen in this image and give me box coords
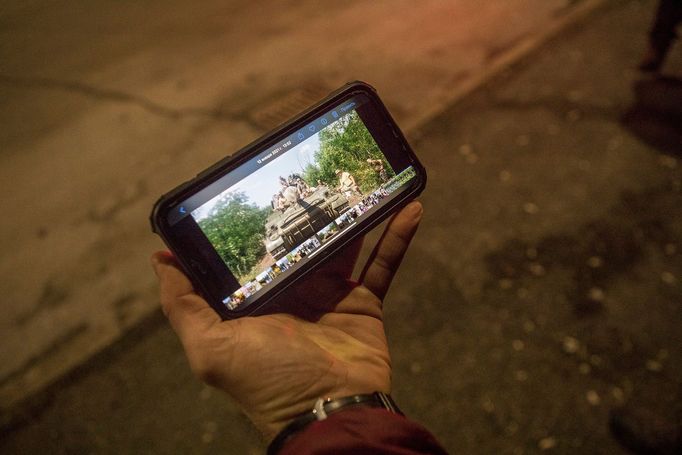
[191,109,414,310]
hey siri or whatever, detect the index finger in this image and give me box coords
[359,201,423,300]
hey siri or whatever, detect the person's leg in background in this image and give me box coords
[639,0,682,72]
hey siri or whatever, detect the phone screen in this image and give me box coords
[163,93,418,314]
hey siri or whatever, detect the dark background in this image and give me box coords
[1,0,681,453]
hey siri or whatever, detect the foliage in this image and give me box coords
[303,111,395,193]
[196,111,396,283]
[198,192,271,278]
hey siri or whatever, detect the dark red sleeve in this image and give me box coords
[278,407,448,454]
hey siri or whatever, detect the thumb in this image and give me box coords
[359,201,423,300]
[151,251,221,340]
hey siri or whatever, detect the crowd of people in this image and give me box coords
[272,174,316,212]
[270,156,391,215]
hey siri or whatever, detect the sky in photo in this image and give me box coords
[192,133,321,221]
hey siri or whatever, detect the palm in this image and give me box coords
[181,284,390,439]
[153,201,422,440]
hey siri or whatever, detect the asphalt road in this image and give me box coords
[2,0,682,453]
[0,0,592,412]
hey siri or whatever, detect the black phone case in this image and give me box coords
[150,81,426,319]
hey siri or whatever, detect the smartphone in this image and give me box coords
[150,81,426,319]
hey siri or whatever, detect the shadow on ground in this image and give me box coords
[622,76,682,157]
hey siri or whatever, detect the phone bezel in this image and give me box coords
[151,81,426,319]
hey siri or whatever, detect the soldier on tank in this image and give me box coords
[367,158,388,183]
[335,169,361,198]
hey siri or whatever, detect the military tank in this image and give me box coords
[264,186,349,260]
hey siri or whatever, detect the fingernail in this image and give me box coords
[407,201,423,218]
[150,255,161,277]
[151,251,171,277]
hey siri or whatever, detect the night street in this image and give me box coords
[1,0,681,453]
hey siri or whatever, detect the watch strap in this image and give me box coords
[267,392,402,454]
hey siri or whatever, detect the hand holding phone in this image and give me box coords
[151,81,426,318]
[151,200,423,441]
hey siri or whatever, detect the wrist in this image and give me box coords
[267,392,402,454]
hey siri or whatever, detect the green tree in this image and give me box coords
[303,111,395,193]
[198,192,271,279]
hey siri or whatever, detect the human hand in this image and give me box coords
[151,201,423,441]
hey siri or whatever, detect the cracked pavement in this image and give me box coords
[0,0,592,413]
[2,0,682,453]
